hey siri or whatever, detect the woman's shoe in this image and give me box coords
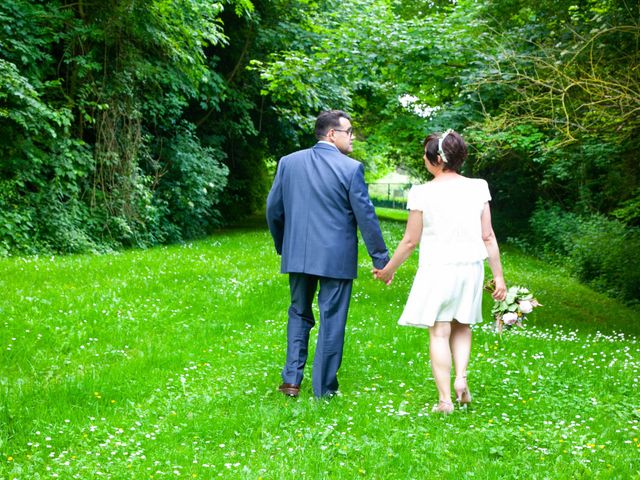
[454,376,472,405]
[431,400,454,414]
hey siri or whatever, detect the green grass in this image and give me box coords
[375,206,409,223]
[1,220,639,479]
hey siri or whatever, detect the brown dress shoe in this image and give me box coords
[278,383,300,397]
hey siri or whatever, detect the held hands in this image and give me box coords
[372,267,394,286]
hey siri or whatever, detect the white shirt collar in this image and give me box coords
[317,140,339,150]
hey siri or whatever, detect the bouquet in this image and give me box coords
[484,281,541,334]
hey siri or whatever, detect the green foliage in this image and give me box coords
[464,123,544,239]
[572,217,640,303]
[251,0,454,170]
[251,50,351,128]
[612,188,640,227]
[0,180,33,256]
[154,123,229,241]
[0,0,245,254]
[0,59,63,139]
[460,0,640,216]
[530,203,640,303]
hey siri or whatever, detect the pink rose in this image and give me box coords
[518,300,533,314]
[502,312,518,325]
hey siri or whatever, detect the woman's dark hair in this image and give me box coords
[423,130,468,172]
[315,110,351,139]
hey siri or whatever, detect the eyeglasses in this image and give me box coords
[333,128,354,137]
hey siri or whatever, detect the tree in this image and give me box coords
[461,0,639,222]
[0,0,242,252]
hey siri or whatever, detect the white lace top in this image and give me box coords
[406,177,491,266]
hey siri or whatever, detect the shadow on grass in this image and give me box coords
[374,207,408,223]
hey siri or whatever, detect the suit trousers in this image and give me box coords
[282,273,353,397]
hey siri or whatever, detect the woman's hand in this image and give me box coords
[370,210,421,287]
[372,267,394,285]
[492,276,507,301]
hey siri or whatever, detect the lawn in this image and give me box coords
[1,217,639,479]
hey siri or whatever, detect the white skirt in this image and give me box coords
[398,261,485,329]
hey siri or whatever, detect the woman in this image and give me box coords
[373,130,507,413]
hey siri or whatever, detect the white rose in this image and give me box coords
[502,312,518,325]
[518,300,533,314]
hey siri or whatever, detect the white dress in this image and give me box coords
[397,177,491,328]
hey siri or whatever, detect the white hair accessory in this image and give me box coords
[438,129,454,164]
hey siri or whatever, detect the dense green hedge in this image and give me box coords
[529,203,640,303]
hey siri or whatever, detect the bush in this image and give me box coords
[530,202,640,303]
[154,123,229,241]
[529,203,581,256]
[0,180,36,256]
[34,195,104,254]
[572,216,640,302]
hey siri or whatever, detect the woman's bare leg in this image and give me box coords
[450,320,473,403]
[450,320,472,380]
[428,321,452,403]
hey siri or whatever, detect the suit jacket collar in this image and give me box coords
[314,141,340,152]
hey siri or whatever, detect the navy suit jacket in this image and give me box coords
[266,142,389,279]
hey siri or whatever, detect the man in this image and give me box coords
[266,110,390,398]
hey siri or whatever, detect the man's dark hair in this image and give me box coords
[315,110,352,139]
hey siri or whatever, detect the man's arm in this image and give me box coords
[348,164,389,268]
[266,161,285,254]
